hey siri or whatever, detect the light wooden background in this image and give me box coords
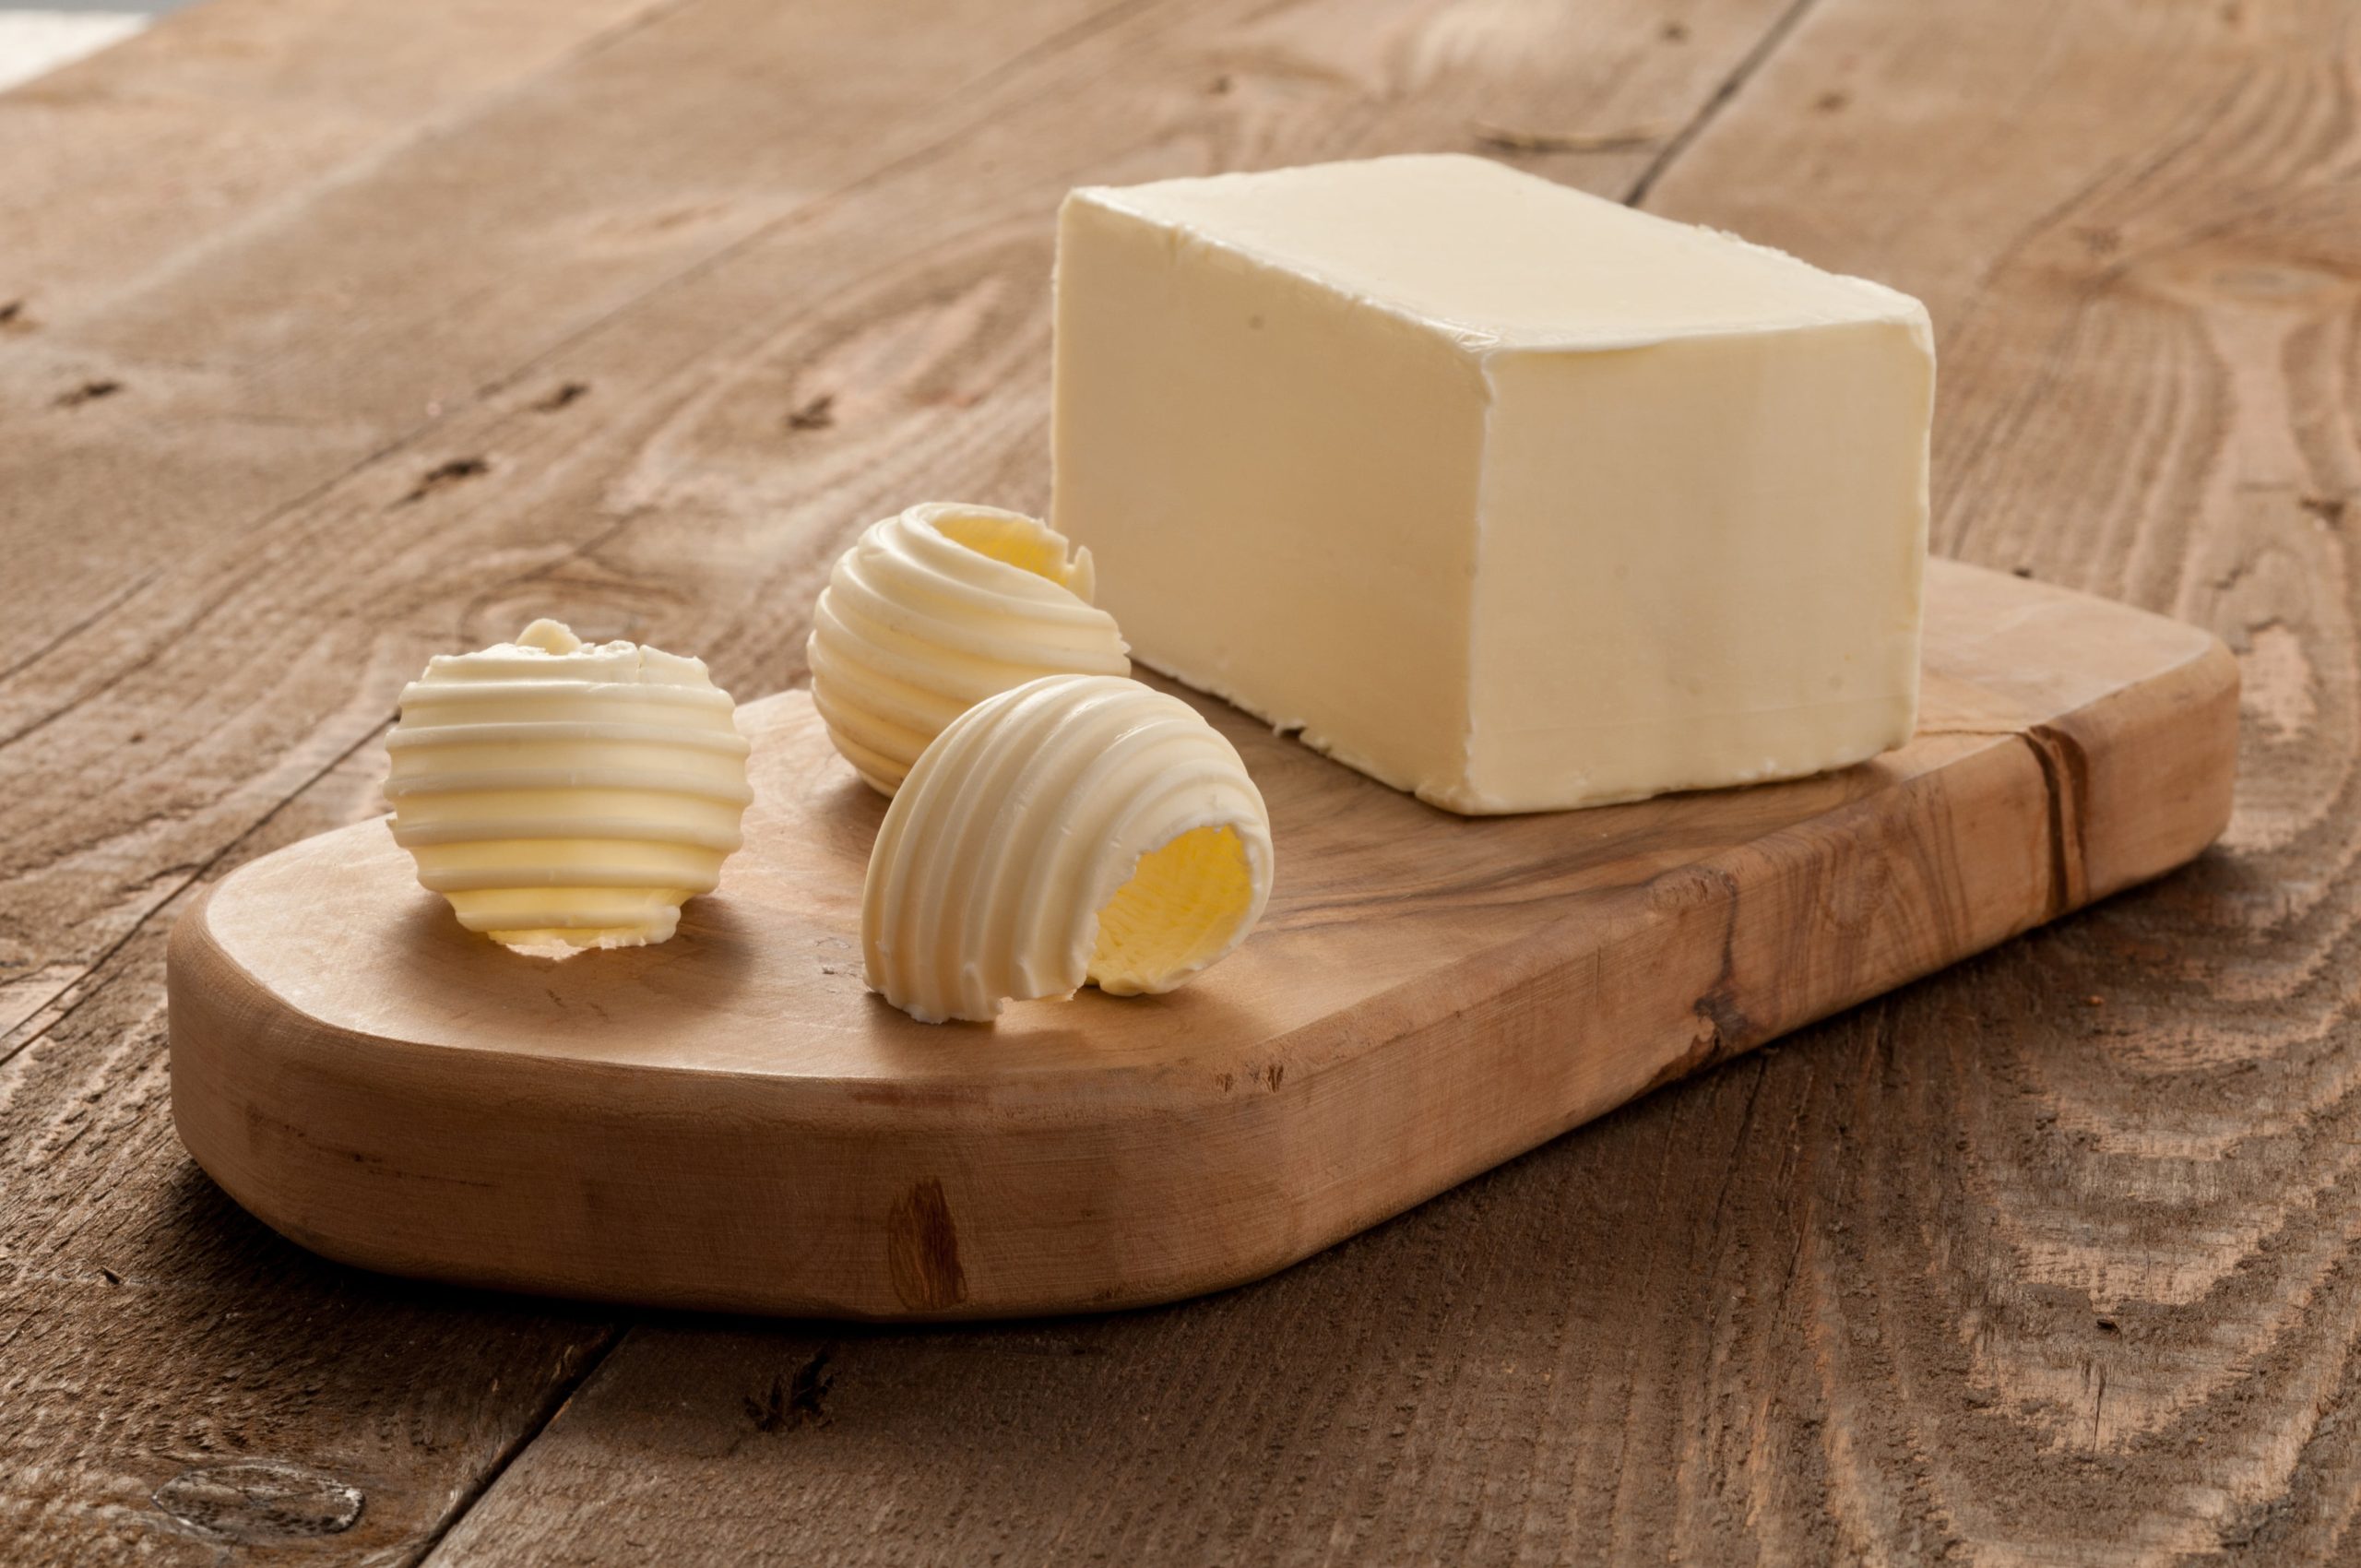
[0,0,2352,1562]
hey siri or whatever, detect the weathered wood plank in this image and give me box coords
[0,740,620,1563]
[0,0,669,325]
[407,0,2361,1564]
[0,0,672,671]
[1623,0,2361,1557]
[0,0,1118,702]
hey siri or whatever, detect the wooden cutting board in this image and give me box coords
[166,560,2237,1320]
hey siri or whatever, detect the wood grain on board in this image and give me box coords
[165,563,2236,1321]
[1,0,2351,1559]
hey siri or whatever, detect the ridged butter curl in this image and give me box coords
[808,503,1130,794]
[863,673,1275,1024]
[385,620,752,952]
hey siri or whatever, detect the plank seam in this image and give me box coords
[0,713,392,1073]
[0,564,254,753]
[1621,0,1824,208]
[400,1324,630,1568]
[0,567,157,688]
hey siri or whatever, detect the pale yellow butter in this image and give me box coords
[1052,154,1935,814]
[807,503,1131,794]
[862,673,1273,1024]
[385,620,752,951]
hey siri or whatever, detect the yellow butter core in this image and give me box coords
[1089,825,1258,997]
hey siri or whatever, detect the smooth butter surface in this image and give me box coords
[1080,152,1917,346]
[1052,153,1935,814]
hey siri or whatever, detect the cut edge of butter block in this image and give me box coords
[861,673,1274,1025]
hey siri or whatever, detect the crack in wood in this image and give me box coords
[0,568,160,689]
[398,457,492,505]
[745,1349,835,1432]
[2020,722,2093,920]
[53,379,122,409]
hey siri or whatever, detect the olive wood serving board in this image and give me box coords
[166,561,2237,1320]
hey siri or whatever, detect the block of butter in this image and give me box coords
[1051,154,1934,814]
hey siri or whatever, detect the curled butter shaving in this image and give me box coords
[862,673,1274,1024]
[385,619,751,951]
[808,503,1130,794]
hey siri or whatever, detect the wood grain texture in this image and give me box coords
[417,0,2361,1562]
[0,739,621,1565]
[6,0,2353,1557]
[163,563,2236,1320]
[0,0,671,325]
[0,0,1819,1560]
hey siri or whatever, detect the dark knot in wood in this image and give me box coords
[888,1177,969,1313]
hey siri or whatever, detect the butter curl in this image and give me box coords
[807,503,1130,794]
[385,620,751,951]
[862,674,1275,1024]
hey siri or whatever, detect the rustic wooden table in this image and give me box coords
[1,0,2349,1562]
